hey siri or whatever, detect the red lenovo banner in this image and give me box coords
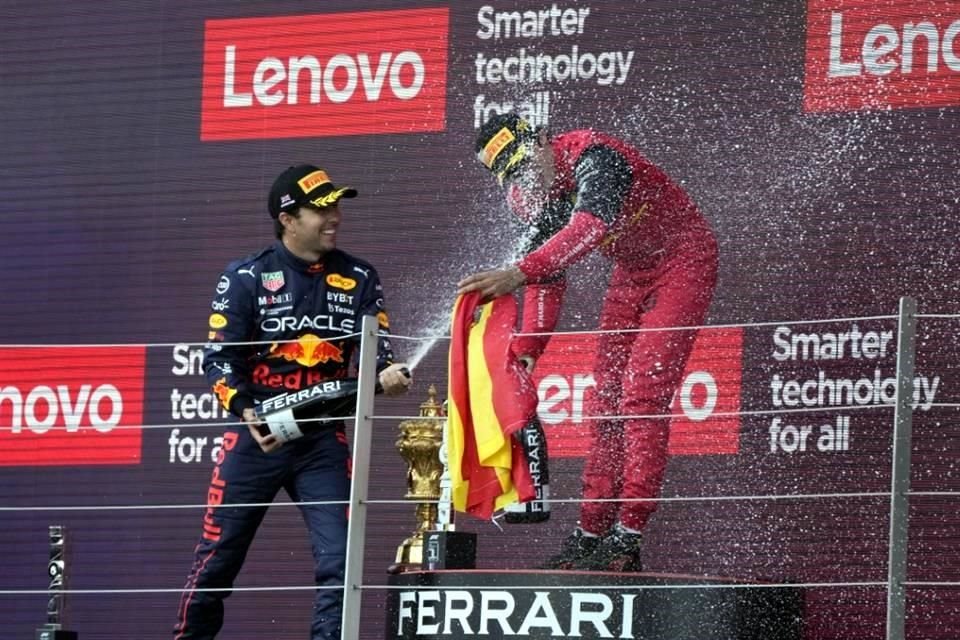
[0,347,146,466]
[666,327,743,456]
[805,0,960,111]
[533,328,743,458]
[200,7,450,140]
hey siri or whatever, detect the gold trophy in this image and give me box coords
[391,385,446,572]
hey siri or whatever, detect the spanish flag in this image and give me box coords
[447,292,538,519]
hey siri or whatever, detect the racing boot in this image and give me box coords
[540,529,600,570]
[574,523,644,572]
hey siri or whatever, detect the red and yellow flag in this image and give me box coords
[446,292,538,519]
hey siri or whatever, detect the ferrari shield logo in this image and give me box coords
[261,271,285,292]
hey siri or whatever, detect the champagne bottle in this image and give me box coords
[504,416,551,523]
[254,368,408,443]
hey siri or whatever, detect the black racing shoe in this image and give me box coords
[574,524,644,572]
[540,530,601,570]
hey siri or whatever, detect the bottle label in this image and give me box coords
[504,418,551,521]
[264,408,304,443]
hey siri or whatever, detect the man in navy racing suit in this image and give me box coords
[174,164,411,640]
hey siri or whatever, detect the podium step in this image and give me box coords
[386,569,803,639]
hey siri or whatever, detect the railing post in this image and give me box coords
[341,314,379,640]
[886,296,917,640]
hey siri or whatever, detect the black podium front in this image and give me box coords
[385,570,803,639]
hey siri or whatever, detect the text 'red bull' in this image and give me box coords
[203,431,239,542]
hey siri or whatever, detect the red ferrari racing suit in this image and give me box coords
[511,130,718,534]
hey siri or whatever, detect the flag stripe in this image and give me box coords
[446,292,538,519]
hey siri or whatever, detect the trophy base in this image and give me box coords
[395,532,425,564]
[424,530,477,570]
[387,561,421,575]
[35,628,78,640]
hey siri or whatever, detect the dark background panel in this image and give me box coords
[1,0,958,638]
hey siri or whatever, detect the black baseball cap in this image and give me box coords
[475,113,537,184]
[268,164,358,218]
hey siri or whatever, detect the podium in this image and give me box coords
[385,389,802,638]
[385,569,803,639]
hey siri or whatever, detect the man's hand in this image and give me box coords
[379,363,413,396]
[243,407,281,453]
[456,266,526,302]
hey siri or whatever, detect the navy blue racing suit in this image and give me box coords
[174,240,393,640]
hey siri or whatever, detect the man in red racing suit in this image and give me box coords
[459,113,717,572]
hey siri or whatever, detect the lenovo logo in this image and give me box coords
[0,347,145,466]
[805,0,960,111]
[532,328,743,457]
[221,48,426,107]
[201,7,449,140]
[3,384,123,432]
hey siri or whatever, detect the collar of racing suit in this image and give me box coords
[274,240,328,274]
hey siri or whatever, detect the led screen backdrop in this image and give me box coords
[1,1,958,638]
